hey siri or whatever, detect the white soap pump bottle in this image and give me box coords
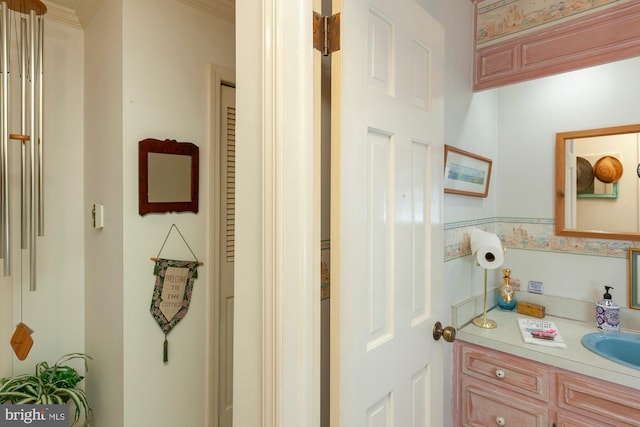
[596,285,620,332]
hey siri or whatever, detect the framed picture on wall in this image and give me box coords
[443,145,492,198]
[629,248,640,310]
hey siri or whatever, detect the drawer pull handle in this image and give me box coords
[495,369,505,379]
[496,416,505,426]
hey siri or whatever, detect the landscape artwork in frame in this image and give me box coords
[444,145,492,198]
[629,248,640,310]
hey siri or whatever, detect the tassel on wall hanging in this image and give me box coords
[149,224,202,363]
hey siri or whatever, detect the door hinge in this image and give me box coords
[313,12,340,56]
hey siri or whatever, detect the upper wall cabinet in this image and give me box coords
[472,0,640,91]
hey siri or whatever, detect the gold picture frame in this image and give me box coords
[444,145,492,198]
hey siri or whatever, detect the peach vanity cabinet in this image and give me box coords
[453,341,640,427]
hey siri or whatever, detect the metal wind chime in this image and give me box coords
[0,0,46,291]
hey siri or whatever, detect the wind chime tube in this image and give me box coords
[20,17,27,250]
[0,1,46,285]
[0,3,4,264]
[1,2,9,277]
[29,9,36,291]
[37,14,43,237]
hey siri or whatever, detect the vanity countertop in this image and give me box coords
[457,308,640,391]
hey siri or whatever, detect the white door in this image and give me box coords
[331,0,446,426]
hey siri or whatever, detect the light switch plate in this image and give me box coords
[93,204,104,229]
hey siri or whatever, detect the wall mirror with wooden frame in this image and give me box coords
[139,138,199,216]
[556,124,640,241]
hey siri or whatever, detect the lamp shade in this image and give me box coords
[470,228,504,269]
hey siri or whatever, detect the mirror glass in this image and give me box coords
[139,138,199,215]
[148,153,192,203]
[556,124,640,240]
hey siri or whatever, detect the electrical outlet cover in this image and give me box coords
[528,280,544,294]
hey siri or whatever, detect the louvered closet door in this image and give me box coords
[219,83,235,427]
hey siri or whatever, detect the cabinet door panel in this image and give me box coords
[557,372,640,427]
[461,378,548,427]
[462,343,550,401]
[556,412,615,427]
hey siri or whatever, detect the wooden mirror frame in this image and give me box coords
[555,124,640,241]
[139,138,199,215]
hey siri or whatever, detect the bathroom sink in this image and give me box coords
[582,332,640,370]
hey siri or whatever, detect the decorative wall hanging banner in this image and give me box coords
[150,258,199,363]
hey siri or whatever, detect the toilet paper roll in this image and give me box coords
[470,228,504,269]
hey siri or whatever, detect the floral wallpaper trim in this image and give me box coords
[444,217,640,261]
[476,0,628,46]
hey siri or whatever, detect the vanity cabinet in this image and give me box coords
[556,372,640,426]
[460,378,548,427]
[454,341,640,427]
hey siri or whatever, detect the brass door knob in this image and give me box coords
[432,321,456,342]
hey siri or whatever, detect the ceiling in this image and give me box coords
[42,0,234,27]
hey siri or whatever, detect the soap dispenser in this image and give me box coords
[596,286,620,332]
[497,268,517,311]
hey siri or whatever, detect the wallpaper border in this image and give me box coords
[444,217,640,261]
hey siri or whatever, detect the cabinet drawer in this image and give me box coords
[556,412,615,427]
[461,378,548,427]
[557,372,640,427]
[461,345,550,402]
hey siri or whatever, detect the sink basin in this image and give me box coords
[582,332,640,370]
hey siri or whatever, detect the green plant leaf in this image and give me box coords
[0,391,35,403]
[57,387,91,426]
[0,353,92,426]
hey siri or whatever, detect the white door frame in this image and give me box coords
[234,1,319,427]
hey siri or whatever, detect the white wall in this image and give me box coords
[496,56,640,305]
[84,0,234,425]
[425,0,500,308]
[121,1,234,425]
[233,1,262,424]
[84,0,124,425]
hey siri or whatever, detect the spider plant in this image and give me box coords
[0,353,92,426]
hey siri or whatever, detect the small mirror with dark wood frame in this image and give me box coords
[139,138,199,215]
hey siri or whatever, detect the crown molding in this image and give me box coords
[42,0,81,28]
[75,0,103,28]
[44,0,231,28]
[42,0,104,29]
[176,0,234,23]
